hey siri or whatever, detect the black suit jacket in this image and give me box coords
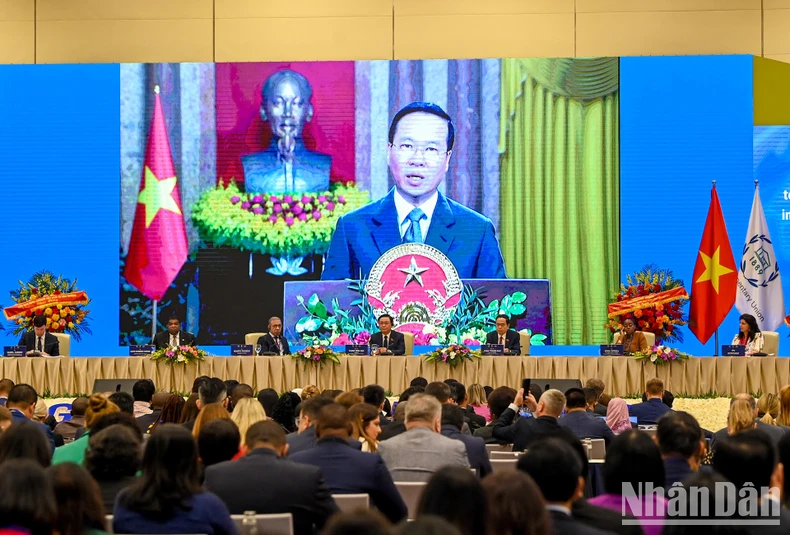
[204,448,338,535]
[548,509,613,535]
[710,421,786,453]
[18,331,60,355]
[286,426,362,456]
[441,425,493,477]
[462,405,486,430]
[558,410,616,446]
[572,499,645,535]
[369,330,406,356]
[256,333,291,355]
[485,329,521,354]
[379,420,407,441]
[152,330,196,350]
[289,437,407,524]
[492,409,577,452]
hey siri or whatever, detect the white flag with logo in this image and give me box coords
[736,185,785,330]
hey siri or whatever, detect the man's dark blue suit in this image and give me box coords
[558,410,615,446]
[628,398,671,424]
[10,408,55,451]
[440,424,492,477]
[321,188,506,280]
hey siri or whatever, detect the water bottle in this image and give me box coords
[242,510,258,535]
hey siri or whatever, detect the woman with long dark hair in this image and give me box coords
[0,459,56,535]
[47,462,110,535]
[271,392,302,433]
[0,420,53,467]
[732,313,764,355]
[149,394,185,433]
[113,424,236,535]
[417,466,486,535]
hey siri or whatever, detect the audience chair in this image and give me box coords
[395,481,427,520]
[583,438,606,461]
[490,458,518,473]
[490,450,522,460]
[52,332,71,356]
[332,493,370,513]
[231,513,293,535]
[105,515,113,533]
[244,332,268,347]
[485,443,513,454]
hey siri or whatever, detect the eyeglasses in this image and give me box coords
[390,143,449,162]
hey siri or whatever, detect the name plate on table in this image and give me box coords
[600,344,624,356]
[481,344,505,356]
[345,344,369,356]
[3,346,26,357]
[722,345,746,357]
[231,344,254,356]
[129,345,155,356]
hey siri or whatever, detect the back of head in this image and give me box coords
[192,403,231,438]
[199,377,228,407]
[90,412,143,443]
[417,467,486,535]
[0,420,52,467]
[231,384,254,403]
[585,378,605,397]
[361,384,386,408]
[71,396,89,416]
[482,471,550,535]
[85,424,142,480]
[602,430,665,494]
[410,377,428,389]
[301,385,320,401]
[316,403,352,438]
[191,375,210,394]
[246,420,287,450]
[47,462,107,535]
[399,386,424,403]
[132,379,155,403]
[657,411,703,458]
[582,387,598,408]
[257,388,279,417]
[224,380,240,398]
[323,510,392,535]
[85,393,120,429]
[445,381,465,405]
[231,397,267,446]
[0,459,56,535]
[271,392,301,433]
[7,383,38,410]
[397,516,461,535]
[539,389,566,417]
[424,382,452,404]
[301,395,335,422]
[33,399,49,422]
[713,429,776,489]
[155,394,186,430]
[179,393,200,424]
[108,392,135,415]
[487,387,517,420]
[776,385,790,426]
[728,398,756,435]
[517,438,582,503]
[564,388,587,410]
[405,394,441,426]
[198,419,240,467]
[336,390,365,409]
[393,401,407,422]
[0,378,15,396]
[441,404,464,431]
[150,391,171,410]
[467,384,486,406]
[646,378,664,397]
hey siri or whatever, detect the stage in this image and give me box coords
[2,356,788,397]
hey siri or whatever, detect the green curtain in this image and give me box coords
[499,58,620,345]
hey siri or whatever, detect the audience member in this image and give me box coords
[467,383,490,422]
[657,411,705,487]
[290,403,407,523]
[0,378,14,406]
[395,516,461,535]
[272,391,302,433]
[361,384,390,426]
[440,405,491,477]
[410,377,428,389]
[416,467,486,535]
[379,386,424,441]
[445,380,485,429]
[482,471,550,535]
[336,390,365,410]
[589,430,666,535]
[661,471,750,535]
[473,386,516,444]
[629,378,671,424]
[231,397,267,447]
[179,393,200,425]
[424,382,452,404]
[230,383,254,404]
[775,385,790,427]
[108,392,135,415]
[191,375,211,394]
[192,403,231,439]
[321,389,344,399]
[287,395,336,455]
[518,438,609,535]
[223,380,240,412]
[198,419,241,467]
[136,391,170,433]
[6,383,55,450]
[583,388,600,413]
[378,394,469,482]
[323,510,392,535]
[711,393,785,453]
[0,459,56,535]
[150,394,186,433]
[52,394,120,465]
[181,377,228,432]
[492,388,575,451]
[728,398,758,436]
[758,392,781,425]
[585,379,608,416]
[559,388,615,446]
[47,462,109,535]
[0,406,11,432]
[131,379,155,417]
[204,420,338,535]
[257,387,279,417]
[113,424,236,535]
[84,424,142,511]
[349,402,382,452]
[301,385,320,401]
[0,420,52,467]
[778,432,790,509]
[605,398,632,435]
[54,396,88,441]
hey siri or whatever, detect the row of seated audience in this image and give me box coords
[0,374,790,535]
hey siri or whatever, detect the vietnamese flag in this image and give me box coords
[688,185,737,344]
[124,87,188,301]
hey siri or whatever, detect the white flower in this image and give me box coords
[650,354,658,363]
[304,351,311,359]
[663,347,671,354]
[450,351,456,359]
[177,355,186,363]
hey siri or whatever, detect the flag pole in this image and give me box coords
[715,328,719,357]
[151,299,158,340]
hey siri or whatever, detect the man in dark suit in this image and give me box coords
[256,316,291,355]
[322,102,506,281]
[368,314,405,356]
[204,420,338,535]
[445,380,485,430]
[629,378,671,424]
[152,315,196,350]
[657,410,705,488]
[441,405,492,478]
[710,393,786,453]
[379,386,424,441]
[559,388,615,446]
[18,315,60,356]
[287,396,360,455]
[485,314,521,355]
[518,438,611,535]
[492,387,576,451]
[7,384,55,450]
[290,404,407,523]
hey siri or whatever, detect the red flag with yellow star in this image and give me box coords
[688,185,737,344]
[124,87,188,301]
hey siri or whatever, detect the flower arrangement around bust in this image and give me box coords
[632,345,692,365]
[293,344,341,366]
[423,344,481,368]
[150,345,207,365]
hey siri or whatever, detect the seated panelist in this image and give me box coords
[485,314,521,355]
[732,313,764,356]
[618,317,647,355]
[256,316,291,356]
[153,315,196,350]
[19,315,60,356]
[369,314,405,356]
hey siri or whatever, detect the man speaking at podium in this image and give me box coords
[322,102,506,280]
[153,315,196,350]
[19,315,60,356]
[485,314,521,355]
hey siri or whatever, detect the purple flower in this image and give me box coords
[463,338,478,346]
[313,355,320,361]
[284,195,294,204]
[252,195,263,204]
[166,351,174,357]
[273,204,282,213]
[230,195,241,204]
[269,195,279,203]
[268,215,278,224]
[337,195,346,204]
[312,210,322,221]
[326,202,335,211]
[318,195,327,204]
[298,213,308,222]
[301,195,313,204]
[252,206,264,215]
[285,216,295,227]
[332,333,352,345]
[354,331,371,345]
[241,201,251,210]
[291,204,303,215]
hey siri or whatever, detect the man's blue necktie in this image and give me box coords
[402,208,426,244]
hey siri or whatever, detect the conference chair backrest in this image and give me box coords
[585,438,606,461]
[490,458,518,473]
[52,332,70,356]
[231,513,293,535]
[244,332,267,346]
[485,443,513,454]
[763,331,779,355]
[490,450,522,460]
[332,493,370,513]
[395,329,414,356]
[395,481,427,520]
[519,331,531,356]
